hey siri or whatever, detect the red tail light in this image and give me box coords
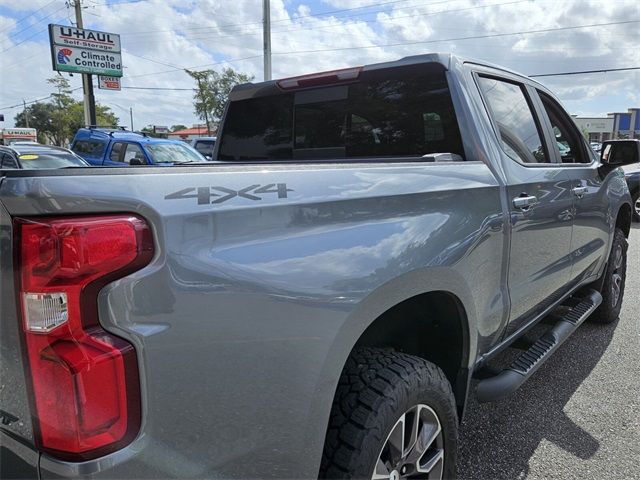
[15,215,154,461]
[276,66,362,90]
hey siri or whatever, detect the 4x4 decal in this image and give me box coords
[165,183,293,205]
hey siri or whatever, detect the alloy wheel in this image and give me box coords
[611,244,624,308]
[372,404,444,480]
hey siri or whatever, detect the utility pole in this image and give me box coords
[130,107,134,131]
[73,0,97,126]
[263,0,271,81]
[23,100,29,127]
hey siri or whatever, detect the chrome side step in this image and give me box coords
[476,289,602,403]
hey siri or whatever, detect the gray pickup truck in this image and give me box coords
[0,54,634,480]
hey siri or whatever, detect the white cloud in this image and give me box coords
[0,0,638,128]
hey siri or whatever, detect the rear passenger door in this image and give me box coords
[106,142,148,166]
[477,75,575,336]
[535,91,610,285]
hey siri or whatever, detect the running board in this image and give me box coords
[476,289,602,403]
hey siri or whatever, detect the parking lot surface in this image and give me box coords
[458,223,640,479]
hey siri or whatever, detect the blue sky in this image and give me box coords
[1,0,638,129]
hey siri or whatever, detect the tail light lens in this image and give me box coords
[15,215,154,461]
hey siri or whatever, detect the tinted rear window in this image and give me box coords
[219,65,464,161]
[72,140,105,157]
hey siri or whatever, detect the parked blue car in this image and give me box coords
[70,127,207,166]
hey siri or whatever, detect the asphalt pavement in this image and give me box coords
[457,223,640,480]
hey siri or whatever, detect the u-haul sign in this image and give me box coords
[49,24,121,52]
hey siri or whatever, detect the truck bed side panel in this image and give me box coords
[0,199,40,477]
[0,163,504,478]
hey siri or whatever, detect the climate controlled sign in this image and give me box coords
[48,24,122,77]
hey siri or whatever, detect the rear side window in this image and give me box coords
[537,91,589,164]
[1,152,19,169]
[72,140,105,157]
[194,140,215,155]
[123,144,146,164]
[219,66,464,161]
[110,142,124,162]
[478,76,549,164]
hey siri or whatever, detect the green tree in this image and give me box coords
[47,76,75,145]
[14,102,56,143]
[186,68,253,130]
[14,76,118,146]
[140,126,166,138]
[171,124,187,132]
[67,102,118,134]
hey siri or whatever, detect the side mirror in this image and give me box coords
[129,157,144,166]
[601,141,639,167]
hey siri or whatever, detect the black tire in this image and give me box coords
[591,228,628,324]
[632,191,640,222]
[320,348,458,480]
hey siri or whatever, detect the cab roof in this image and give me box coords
[73,128,185,144]
[1,144,75,156]
[229,52,548,101]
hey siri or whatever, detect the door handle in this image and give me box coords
[572,186,588,198]
[513,195,537,210]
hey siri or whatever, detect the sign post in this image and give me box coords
[48,11,122,126]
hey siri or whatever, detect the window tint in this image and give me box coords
[123,144,146,164]
[194,140,215,155]
[219,66,464,161]
[423,112,444,141]
[294,101,346,150]
[538,91,588,164]
[1,153,18,169]
[72,140,105,157]
[478,77,549,164]
[110,142,124,162]
[220,94,293,160]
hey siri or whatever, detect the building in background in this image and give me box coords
[572,116,614,143]
[167,124,216,141]
[572,107,639,142]
[610,108,640,139]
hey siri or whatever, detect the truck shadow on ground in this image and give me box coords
[456,315,619,479]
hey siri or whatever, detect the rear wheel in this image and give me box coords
[591,228,627,324]
[320,348,458,479]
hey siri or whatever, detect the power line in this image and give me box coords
[271,19,640,55]
[0,1,147,53]
[123,0,525,47]
[126,55,263,78]
[126,52,186,70]
[200,0,531,47]
[0,5,67,51]
[4,61,638,111]
[0,87,83,111]
[530,67,640,77]
[123,0,419,37]
[0,0,57,34]
[121,86,193,91]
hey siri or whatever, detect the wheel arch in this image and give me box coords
[615,201,632,237]
[352,290,472,414]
